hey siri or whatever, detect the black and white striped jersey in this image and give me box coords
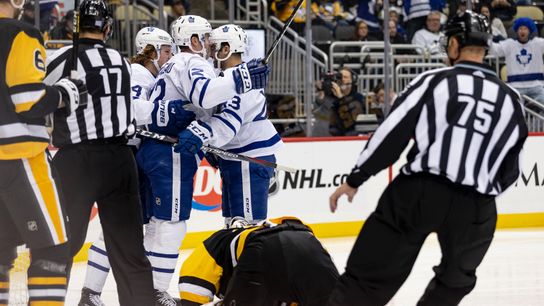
[44,38,132,147]
[347,61,528,196]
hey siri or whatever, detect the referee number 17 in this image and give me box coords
[99,68,123,95]
[457,95,495,134]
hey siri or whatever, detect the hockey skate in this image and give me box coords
[78,287,106,306]
[154,290,181,306]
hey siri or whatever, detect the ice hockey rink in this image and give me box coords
[60,229,544,306]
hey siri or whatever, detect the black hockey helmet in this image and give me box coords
[79,0,112,34]
[442,10,491,50]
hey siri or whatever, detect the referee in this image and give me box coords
[43,0,154,305]
[328,11,528,306]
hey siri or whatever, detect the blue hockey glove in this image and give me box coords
[233,62,252,94]
[247,58,270,90]
[174,129,203,154]
[148,100,195,136]
[174,121,210,154]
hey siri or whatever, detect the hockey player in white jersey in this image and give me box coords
[174,24,283,226]
[489,17,544,107]
[135,15,272,306]
[78,27,174,306]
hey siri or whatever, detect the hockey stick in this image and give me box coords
[136,128,297,173]
[71,0,80,79]
[262,0,304,64]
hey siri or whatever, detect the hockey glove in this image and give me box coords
[233,62,252,94]
[247,58,270,90]
[148,100,196,136]
[54,78,88,115]
[174,123,208,154]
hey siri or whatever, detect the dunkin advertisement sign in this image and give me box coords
[192,159,222,212]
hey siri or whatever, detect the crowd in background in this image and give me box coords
[23,0,544,137]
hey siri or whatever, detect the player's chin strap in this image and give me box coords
[11,0,24,9]
[188,33,208,59]
[214,49,233,69]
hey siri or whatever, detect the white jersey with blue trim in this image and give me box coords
[148,52,243,110]
[131,63,156,99]
[490,37,544,88]
[131,63,156,126]
[188,66,283,158]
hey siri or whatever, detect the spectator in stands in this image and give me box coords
[317,67,365,136]
[168,0,190,30]
[480,4,507,42]
[389,20,408,44]
[355,0,382,32]
[271,0,310,34]
[49,10,74,40]
[490,17,544,107]
[39,0,57,32]
[311,0,350,31]
[403,0,431,41]
[370,82,396,122]
[20,0,59,32]
[389,8,407,41]
[487,0,517,26]
[353,20,381,41]
[412,11,445,55]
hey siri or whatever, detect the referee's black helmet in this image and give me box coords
[79,0,113,34]
[442,10,491,50]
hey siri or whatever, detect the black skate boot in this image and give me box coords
[78,287,106,306]
[154,289,181,306]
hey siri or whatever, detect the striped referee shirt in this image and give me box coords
[347,61,528,196]
[44,38,133,147]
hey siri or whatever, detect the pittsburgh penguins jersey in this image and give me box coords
[187,66,283,157]
[0,17,61,159]
[490,37,544,88]
[178,218,312,304]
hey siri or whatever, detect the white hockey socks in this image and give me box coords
[83,232,110,293]
[144,217,187,291]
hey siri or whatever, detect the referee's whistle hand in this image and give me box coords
[329,183,358,213]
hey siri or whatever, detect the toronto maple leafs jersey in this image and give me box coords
[131,63,156,125]
[490,37,544,88]
[188,75,283,158]
[148,52,241,110]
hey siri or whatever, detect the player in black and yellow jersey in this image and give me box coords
[0,0,86,305]
[178,217,339,306]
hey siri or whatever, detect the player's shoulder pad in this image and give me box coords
[1,19,44,45]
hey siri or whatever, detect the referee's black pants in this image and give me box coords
[52,142,154,306]
[223,229,339,305]
[328,173,497,306]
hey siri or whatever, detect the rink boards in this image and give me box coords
[74,134,544,262]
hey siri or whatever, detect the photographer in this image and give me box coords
[314,67,365,136]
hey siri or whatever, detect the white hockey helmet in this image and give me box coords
[171,15,212,57]
[135,26,173,54]
[210,24,248,63]
[135,27,173,70]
